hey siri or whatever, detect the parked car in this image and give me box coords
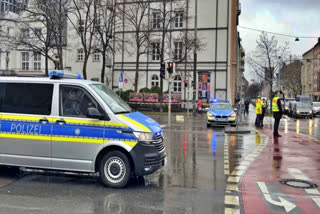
[292,102,312,119]
[288,101,296,117]
[312,102,320,116]
[284,98,295,115]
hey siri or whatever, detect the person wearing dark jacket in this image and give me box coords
[261,98,267,126]
[272,90,283,137]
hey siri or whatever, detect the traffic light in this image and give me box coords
[167,61,174,74]
[160,62,165,79]
[184,79,188,88]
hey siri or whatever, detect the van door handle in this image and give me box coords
[39,118,49,123]
[56,119,66,125]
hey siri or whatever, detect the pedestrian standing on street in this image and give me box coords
[261,98,267,126]
[272,90,283,137]
[244,98,250,116]
[197,99,202,115]
[255,96,262,127]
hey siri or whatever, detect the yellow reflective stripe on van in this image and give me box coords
[53,118,128,128]
[118,114,151,132]
[0,133,51,141]
[0,133,137,146]
[0,114,54,122]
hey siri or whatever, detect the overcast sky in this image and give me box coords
[239,0,320,81]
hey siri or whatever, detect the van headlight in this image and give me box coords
[230,113,236,118]
[208,113,213,117]
[133,132,154,142]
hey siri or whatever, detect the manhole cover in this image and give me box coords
[280,179,318,189]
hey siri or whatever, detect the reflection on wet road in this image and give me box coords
[0,114,263,214]
[4,112,318,213]
[263,115,320,140]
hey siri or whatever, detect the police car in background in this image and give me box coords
[0,70,166,188]
[206,99,237,127]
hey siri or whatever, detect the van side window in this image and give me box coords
[0,83,53,115]
[60,85,100,118]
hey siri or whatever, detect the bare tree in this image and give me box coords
[95,1,121,83]
[14,0,69,74]
[247,32,289,102]
[67,0,99,80]
[280,60,302,97]
[246,82,262,99]
[117,1,153,92]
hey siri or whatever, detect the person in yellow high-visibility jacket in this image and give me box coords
[272,90,283,137]
[255,96,262,127]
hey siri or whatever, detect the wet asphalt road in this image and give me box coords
[0,112,317,214]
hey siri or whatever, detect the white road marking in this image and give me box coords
[257,182,296,213]
[288,168,320,209]
[225,195,239,206]
[227,176,240,183]
[312,197,320,209]
[225,208,240,214]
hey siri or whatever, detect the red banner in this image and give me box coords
[163,93,182,103]
[129,92,143,102]
[143,93,158,103]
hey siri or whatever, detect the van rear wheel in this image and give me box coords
[99,151,131,188]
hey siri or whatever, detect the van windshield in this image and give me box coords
[91,84,132,114]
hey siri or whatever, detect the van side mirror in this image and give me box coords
[87,107,104,120]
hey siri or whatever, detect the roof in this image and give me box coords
[0,76,100,86]
[302,40,320,56]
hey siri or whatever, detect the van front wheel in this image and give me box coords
[99,151,131,188]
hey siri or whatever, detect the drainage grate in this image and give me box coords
[279,179,318,189]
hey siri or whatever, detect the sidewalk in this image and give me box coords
[237,106,320,213]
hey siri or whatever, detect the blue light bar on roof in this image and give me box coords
[210,98,218,103]
[49,70,82,79]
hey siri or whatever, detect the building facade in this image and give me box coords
[0,0,241,105]
[301,39,320,100]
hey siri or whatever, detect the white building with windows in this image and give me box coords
[0,0,241,105]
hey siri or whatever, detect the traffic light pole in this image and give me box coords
[168,79,172,127]
[192,0,198,115]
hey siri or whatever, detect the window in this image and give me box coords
[79,0,85,8]
[174,41,183,61]
[34,28,42,37]
[78,19,84,32]
[95,18,100,33]
[318,73,320,92]
[174,11,184,28]
[318,54,320,66]
[151,42,160,61]
[60,85,100,118]
[173,75,182,92]
[0,83,53,115]
[21,52,29,71]
[21,28,29,38]
[151,75,159,87]
[33,52,41,70]
[77,49,84,61]
[93,50,100,61]
[152,12,161,29]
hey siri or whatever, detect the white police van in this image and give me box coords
[0,71,166,188]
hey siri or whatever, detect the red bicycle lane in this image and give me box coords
[241,128,320,214]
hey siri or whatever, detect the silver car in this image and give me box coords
[312,102,320,116]
[292,102,312,119]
